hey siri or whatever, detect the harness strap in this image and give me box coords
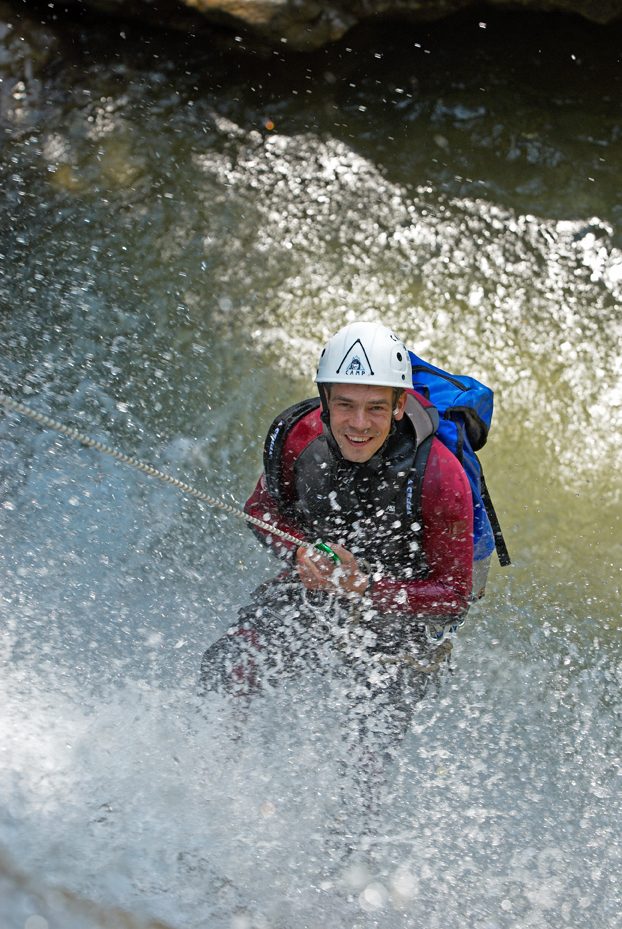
[479,468,512,566]
[409,432,433,528]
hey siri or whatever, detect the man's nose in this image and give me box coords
[350,406,369,430]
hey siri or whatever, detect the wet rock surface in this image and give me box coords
[27,0,622,49]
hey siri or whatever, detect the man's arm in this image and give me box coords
[244,473,306,561]
[246,479,359,591]
[368,440,473,618]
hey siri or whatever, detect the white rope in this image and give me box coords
[0,390,313,552]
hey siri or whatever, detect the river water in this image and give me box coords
[0,5,620,928]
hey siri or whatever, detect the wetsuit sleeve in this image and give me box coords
[244,472,306,562]
[368,440,473,618]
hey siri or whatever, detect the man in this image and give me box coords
[200,320,474,700]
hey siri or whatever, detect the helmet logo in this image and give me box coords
[345,356,365,376]
[336,339,374,377]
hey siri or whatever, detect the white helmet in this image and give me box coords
[315,321,411,389]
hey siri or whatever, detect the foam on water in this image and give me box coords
[1,596,620,928]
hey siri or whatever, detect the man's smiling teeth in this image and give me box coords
[348,435,371,443]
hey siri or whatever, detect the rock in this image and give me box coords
[0,0,59,78]
[21,0,622,50]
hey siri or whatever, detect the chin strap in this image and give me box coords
[318,384,330,424]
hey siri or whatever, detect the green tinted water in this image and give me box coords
[0,5,620,927]
[3,8,620,612]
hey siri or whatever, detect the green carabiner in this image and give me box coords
[313,540,341,564]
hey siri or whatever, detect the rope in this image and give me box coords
[1,390,465,638]
[0,390,311,552]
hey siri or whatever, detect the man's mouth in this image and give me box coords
[345,434,373,445]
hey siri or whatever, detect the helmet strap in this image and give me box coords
[318,383,331,425]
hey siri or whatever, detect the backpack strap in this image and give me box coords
[408,432,434,525]
[263,397,321,501]
[478,466,512,566]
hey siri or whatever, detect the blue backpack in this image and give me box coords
[409,351,510,566]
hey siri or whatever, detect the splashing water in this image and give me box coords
[0,7,620,928]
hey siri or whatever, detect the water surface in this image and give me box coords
[1,6,620,928]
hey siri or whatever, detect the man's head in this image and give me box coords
[322,382,407,462]
[315,321,411,462]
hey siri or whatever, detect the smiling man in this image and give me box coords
[325,382,407,462]
[200,321,475,704]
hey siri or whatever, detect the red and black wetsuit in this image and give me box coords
[199,390,473,701]
[244,391,473,623]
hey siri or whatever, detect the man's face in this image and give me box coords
[326,384,406,463]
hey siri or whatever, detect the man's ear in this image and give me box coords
[393,391,408,420]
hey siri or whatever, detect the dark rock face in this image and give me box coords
[43,0,622,50]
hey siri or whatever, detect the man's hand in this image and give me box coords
[295,543,370,597]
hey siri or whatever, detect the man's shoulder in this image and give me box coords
[280,401,323,458]
[265,398,321,448]
[263,398,323,495]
